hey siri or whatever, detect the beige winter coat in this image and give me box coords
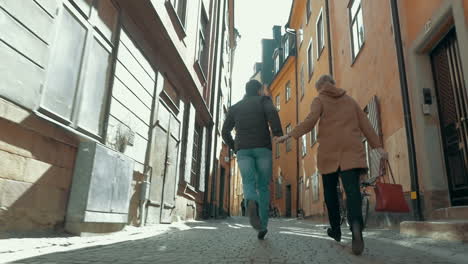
[290,86,382,175]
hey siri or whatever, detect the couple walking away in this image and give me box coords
[222,76,388,256]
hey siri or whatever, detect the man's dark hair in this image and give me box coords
[245,80,263,96]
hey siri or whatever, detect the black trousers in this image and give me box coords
[322,169,363,230]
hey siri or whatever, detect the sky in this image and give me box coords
[232,0,293,103]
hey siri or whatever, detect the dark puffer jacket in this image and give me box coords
[222,95,283,152]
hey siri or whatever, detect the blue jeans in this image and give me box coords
[237,147,272,231]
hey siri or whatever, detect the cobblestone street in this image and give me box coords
[2,217,467,264]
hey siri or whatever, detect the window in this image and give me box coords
[310,126,318,146]
[275,176,283,199]
[274,54,280,74]
[298,26,304,46]
[171,0,188,27]
[41,1,117,137]
[301,135,307,157]
[307,40,314,79]
[275,142,280,159]
[349,0,365,60]
[284,36,289,58]
[276,95,281,111]
[217,93,223,132]
[191,124,203,187]
[285,82,291,102]
[306,0,312,24]
[312,172,319,201]
[286,125,292,152]
[316,9,325,57]
[300,65,305,97]
[197,6,209,76]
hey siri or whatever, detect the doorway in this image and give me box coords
[431,28,468,206]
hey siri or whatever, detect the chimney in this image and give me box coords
[272,25,282,45]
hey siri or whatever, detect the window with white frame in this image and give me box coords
[191,123,203,188]
[276,94,281,111]
[285,81,291,102]
[171,0,188,27]
[41,0,118,137]
[275,176,283,199]
[286,124,292,152]
[312,172,319,201]
[310,126,318,146]
[197,6,209,76]
[306,0,312,24]
[274,54,280,74]
[301,135,307,157]
[284,36,290,58]
[300,65,305,97]
[307,40,314,79]
[298,25,304,46]
[349,0,365,60]
[316,9,325,57]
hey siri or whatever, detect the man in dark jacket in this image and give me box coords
[222,79,283,240]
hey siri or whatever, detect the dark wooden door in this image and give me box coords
[219,167,226,216]
[431,28,468,206]
[285,185,292,217]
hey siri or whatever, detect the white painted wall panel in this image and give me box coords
[0,0,55,44]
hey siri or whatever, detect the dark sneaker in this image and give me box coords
[327,228,341,242]
[247,200,261,230]
[351,222,364,255]
[258,229,268,240]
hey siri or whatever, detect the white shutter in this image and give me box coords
[198,127,207,191]
[366,96,382,178]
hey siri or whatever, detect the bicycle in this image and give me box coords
[338,175,379,229]
[360,175,379,228]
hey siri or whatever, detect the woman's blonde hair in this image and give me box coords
[315,75,336,89]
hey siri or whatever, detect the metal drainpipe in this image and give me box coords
[293,36,300,217]
[389,0,423,221]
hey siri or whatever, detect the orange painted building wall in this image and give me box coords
[328,0,413,193]
[269,57,298,217]
[289,0,331,217]
[399,0,468,45]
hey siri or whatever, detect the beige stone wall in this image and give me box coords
[0,106,77,231]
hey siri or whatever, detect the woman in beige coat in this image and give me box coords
[277,75,387,256]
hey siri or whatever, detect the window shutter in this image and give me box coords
[184,103,196,184]
[366,96,383,178]
[198,127,207,191]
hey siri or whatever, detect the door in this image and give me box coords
[431,28,468,206]
[285,185,292,217]
[210,160,218,217]
[160,115,181,223]
[219,167,226,216]
[147,102,181,224]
